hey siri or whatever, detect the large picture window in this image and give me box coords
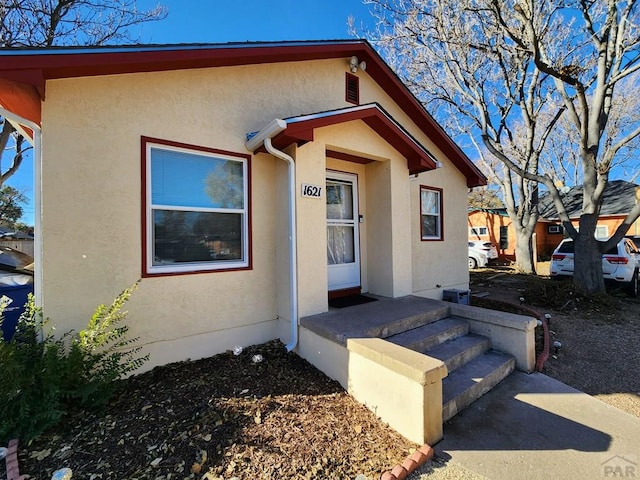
[143,137,251,275]
[420,185,443,241]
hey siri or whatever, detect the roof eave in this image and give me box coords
[0,40,486,185]
[254,104,438,174]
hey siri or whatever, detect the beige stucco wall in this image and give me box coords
[410,166,471,299]
[39,57,470,370]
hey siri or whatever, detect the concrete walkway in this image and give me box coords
[410,372,640,480]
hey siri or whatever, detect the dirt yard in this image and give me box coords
[7,341,419,480]
[469,262,640,417]
[4,264,639,480]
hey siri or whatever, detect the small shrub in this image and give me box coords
[0,283,148,443]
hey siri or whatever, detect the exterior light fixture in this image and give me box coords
[349,56,367,73]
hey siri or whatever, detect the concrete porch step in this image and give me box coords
[300,296,452,346]
[385,316,469,351]
[422,333,491,373]
[372,303,452,339]
[442,350,516,422]
[385,316,517,422]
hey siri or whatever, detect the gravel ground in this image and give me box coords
[411,456,489,480]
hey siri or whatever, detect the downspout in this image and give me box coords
[0,108,43,310]
[245,120,299,351]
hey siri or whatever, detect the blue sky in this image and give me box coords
[9,0,375,226]
[136,0,374,44]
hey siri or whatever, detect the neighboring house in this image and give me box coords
[467,207,553,261]
[468,207,511,258]
[0,226,34,256]
[468,180,640,261]
[538,180,640,246]
[0,40,485,372]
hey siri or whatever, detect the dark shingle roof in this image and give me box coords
[538,180,639,220]
[468,207,509,217]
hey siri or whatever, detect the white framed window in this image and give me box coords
[469,226,488,236]
[547,225,563,234]
[420,185,443,241]
[595,225,609,239]
[142,137,251,275]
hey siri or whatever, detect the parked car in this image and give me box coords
[468,241,498,260]
[0,246,34,341]
[550,237,640,296]
[626,235,640,250]
[468,242,489,269]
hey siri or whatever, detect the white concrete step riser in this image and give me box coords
[443,357,516,422]
[408,325,469,352]
[439,338,491,373]
[385,317,469,350]
[385,316,518,423]
[375,308,451,338]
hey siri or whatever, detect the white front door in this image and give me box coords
[326,172,360,291]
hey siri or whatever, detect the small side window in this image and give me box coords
[595,225,609,239]
[420,185,443,241]
[470,226,488,236]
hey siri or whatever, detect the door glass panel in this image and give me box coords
[327,225,355,264]
[326,182,354,220]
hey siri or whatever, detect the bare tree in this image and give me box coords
[540,74,640,189]
[486,0,640,293]
[0,0,167,192]
[363,0,640,291]
[468,185,504,209]
[0,0,167,47]
[361,0,563,273]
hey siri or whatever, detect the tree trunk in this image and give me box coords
[572,214,606,293]
[514,228,535,274]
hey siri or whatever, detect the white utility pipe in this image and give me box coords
[245,120,299,352]
[0,107,42,310]
[264,137,299,352]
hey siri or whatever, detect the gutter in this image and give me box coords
[245,120,299,352]
[0,107,42,310]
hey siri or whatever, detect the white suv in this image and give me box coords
[468,242,488,269]
[550,238,640,296]
[468,241,498,260]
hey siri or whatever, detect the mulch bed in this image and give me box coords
[7,340,417,480]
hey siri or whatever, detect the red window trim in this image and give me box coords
[140,136,253,277]
[420,185,444,242]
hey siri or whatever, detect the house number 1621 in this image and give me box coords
[301,183,322,198]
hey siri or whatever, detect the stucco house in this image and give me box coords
[1,41,538,444]
[0,39,484,361]
[467,207,554,260]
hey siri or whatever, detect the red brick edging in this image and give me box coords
[380,443,434,480]
[5,439,22,480]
